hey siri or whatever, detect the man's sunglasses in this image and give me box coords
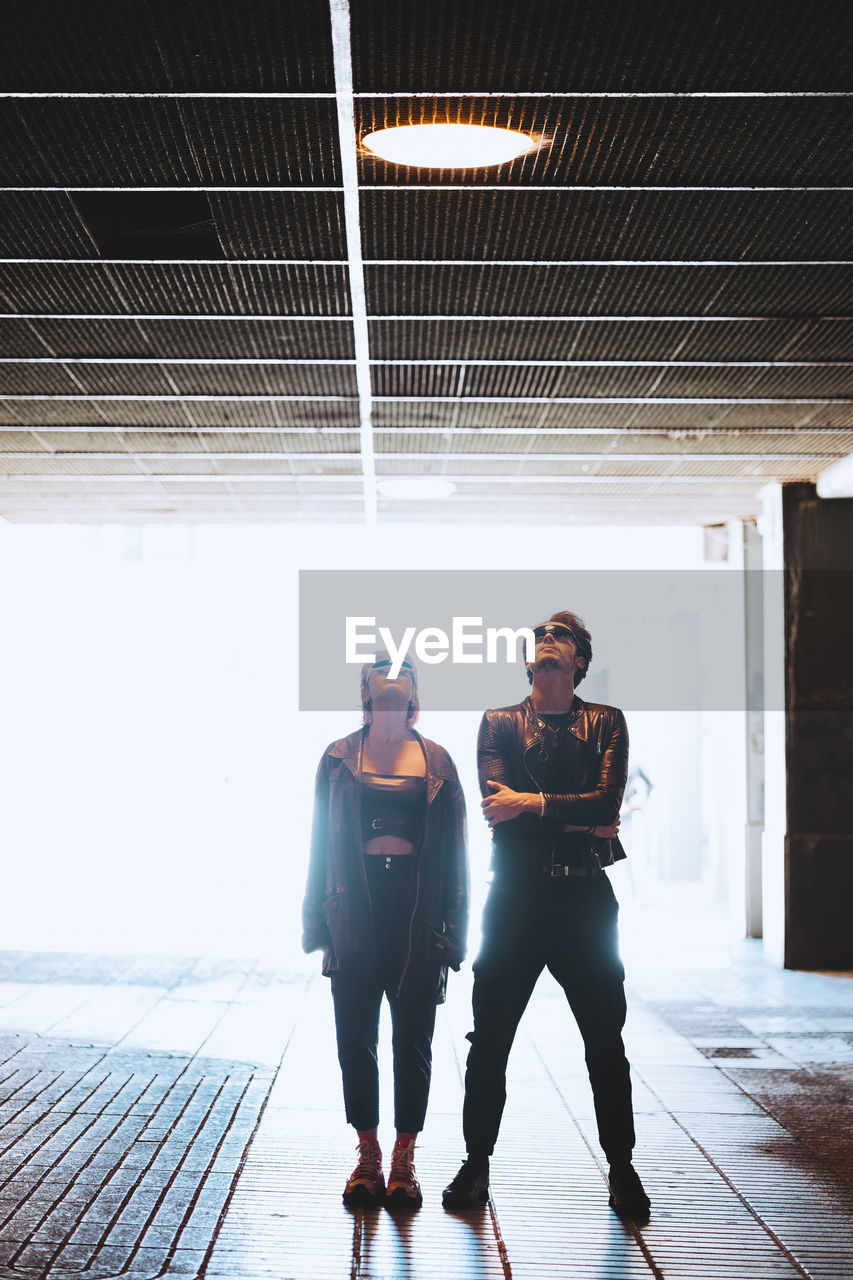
[532,624,575,642]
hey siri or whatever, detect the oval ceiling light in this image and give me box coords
[362,123,536,169]
[377,477,457,500]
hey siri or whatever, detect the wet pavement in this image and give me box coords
[1,913,852,1279]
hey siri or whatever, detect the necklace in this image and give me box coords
[525,696,579,762]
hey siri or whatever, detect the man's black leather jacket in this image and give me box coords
[477,695,629,873]
[302,727,469,1004]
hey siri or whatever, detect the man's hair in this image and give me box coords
[526,611,592,686]
[360,650,420,725]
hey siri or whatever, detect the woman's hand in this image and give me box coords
[481,779,537,824]
[592,816,621,839]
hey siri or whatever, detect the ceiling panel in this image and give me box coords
[6,399,196,427]
[0,363,87,396]
[368,318,853,362]
[211,194,347,261]
[133,319,355,360]
[365,263,853,318]
[350,0,851,93]
[150,0,337,93]
[372,429,853,457]
[11,316,338,365]
[0,2,176,92]
[0,193,96,258]
[63,365,176,396]
[10,318,153,359]
[0,0,336,92]
[356,96,851,188]
[364,360,852,401]
[361,190,853,261]
[374,454,816,481]
[0,428,358,455]
[2,99,200,186]
[0,263,127,314]
[372,401,549,430]
[180,100,341,187]
[160,362,357,397]
[0,262,353,317]
[177,401,359,430]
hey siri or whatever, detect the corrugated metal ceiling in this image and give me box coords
[0,0,850,523]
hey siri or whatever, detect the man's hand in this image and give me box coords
[481,779,538,825]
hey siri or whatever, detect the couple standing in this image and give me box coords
[301,611,650,1221]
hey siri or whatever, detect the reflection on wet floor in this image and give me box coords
[0,895,852,1278]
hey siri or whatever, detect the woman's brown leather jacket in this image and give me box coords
[302,728,469,1003]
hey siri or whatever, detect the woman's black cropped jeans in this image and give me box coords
[330,853,437,1133]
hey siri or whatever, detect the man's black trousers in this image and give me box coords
[463,869,636,1163]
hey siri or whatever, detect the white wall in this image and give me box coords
[0,519,744,960]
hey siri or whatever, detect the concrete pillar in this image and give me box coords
[780,482,853,968]
[741,520,765,939]
[757,484,787,965]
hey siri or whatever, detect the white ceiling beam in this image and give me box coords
[3,394,848,405]
[2,254,849,265]
[1,91,848,98]
[2,357,849,368]
[4,187,849,196]
[0,472,781,484]
[1,451,836,462]
[3,423,847,436]
[329,0,375,524]
[5,312,847,322]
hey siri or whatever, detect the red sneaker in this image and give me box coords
[386,1138,422,1209]
[343,1138,385,1206]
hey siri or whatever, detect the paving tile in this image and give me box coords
[0,943,851,1279]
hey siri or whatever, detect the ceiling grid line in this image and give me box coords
[5,186,851,194]
[2,91,850,99]
[2,424,848,439]
[2,256,849,265]
[5,313,845,322]
[2,359,849,368]
[0,473,802,485]
[5,395,848,405]
[6,452,841,462]
[330,0,375,524]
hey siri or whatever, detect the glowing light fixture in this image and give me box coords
[362,123,536,169]
[377,477,456,499]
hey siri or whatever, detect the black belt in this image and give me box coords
[544,863,600,878]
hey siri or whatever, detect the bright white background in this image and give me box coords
[0,520,747,963]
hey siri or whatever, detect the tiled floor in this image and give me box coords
[1,902,852,1280]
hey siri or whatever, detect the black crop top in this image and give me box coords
[362,773,426,845]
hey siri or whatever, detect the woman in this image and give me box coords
[302,653,468,1209]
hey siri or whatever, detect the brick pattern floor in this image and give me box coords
[0,928,851,1280]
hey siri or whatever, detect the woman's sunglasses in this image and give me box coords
[370,657,414,672]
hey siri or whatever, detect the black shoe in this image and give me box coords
[442,1155,490,1210]
[608,1162,651,1221]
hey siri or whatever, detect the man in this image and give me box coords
[442,612,650,1220]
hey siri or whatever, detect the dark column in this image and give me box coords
[782,483,853,968]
